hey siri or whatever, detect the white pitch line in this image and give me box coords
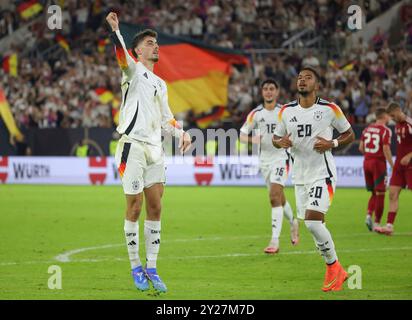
[53,235,264,263]
[1,232,411,267]
[0,260,55,266]
[63,246,412,263]
[1,246,412,267]
[54,243,123,263]
[53,231,412,263]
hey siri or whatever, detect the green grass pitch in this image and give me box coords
[0,185,411,300]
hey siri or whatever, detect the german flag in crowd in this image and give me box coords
[111,97,120,125]
[0,88,23,142]
[93,88,121,125]
[117,23,249,115]
[328,59,356,71]
[56,34,70,52]
[98,38,110,54]
[196,106,229,129]
[94,88,114,104]
[17,0,43,20]
[92,0,103,15]
[2,54,18,77]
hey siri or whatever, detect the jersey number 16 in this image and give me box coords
[266,123,276,134]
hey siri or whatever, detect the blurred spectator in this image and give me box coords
[0,0,409,133]
[302,50,320,68]
[372,27,386,51]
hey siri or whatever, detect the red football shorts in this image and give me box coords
[390,161,412,190]
[364,159,387,192]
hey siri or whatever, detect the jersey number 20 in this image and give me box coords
[297,124,312,137]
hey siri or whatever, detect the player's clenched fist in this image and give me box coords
[179,131,192,154]
[313,136,333,153]
[272,133,292,149]
[106,12,119,31]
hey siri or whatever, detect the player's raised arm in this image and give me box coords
[159,84,191,153]
[106,12,136,76]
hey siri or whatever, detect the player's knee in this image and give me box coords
[270,191,282,207]
[147,202,162,217]
[389,191,399,201]
[127,200,142,218]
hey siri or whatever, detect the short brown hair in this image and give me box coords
[299,65,320,82]
[131,29,158,58]
[260,78,279,89]
[386,102,401,113]
[375,107,387,119]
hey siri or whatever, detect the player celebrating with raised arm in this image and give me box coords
[272,66,355,292]
[106,12,191,293]
[239,79,299,254]
[376,102,412,235]
[359,108,393,232]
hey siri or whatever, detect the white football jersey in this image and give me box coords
[110,30,183,147]
[240,104,288,164]
[274,97,351,185]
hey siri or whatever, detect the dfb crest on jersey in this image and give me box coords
[314,111,322,121]
[132,180,140,191]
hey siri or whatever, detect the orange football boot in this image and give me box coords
[322,260,348,292]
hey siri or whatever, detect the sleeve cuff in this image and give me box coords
[339,124,351,134]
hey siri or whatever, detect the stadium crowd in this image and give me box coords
[1,0,411,131]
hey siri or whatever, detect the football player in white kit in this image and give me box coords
[240,79,299,254]
[273,66,355,292]
[106,12,191,293]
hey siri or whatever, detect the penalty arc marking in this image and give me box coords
[53,232,412,263]
[0,233,410,266]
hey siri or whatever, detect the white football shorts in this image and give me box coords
[260,158,290,188]
[294,178,336,219]
[115,136,166,195]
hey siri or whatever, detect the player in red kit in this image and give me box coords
[376,102,412,235]
[359,108,394,232]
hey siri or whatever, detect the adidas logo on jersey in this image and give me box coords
[290,116,298,122]
[310,200,319,206]
[143,72,148,79]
